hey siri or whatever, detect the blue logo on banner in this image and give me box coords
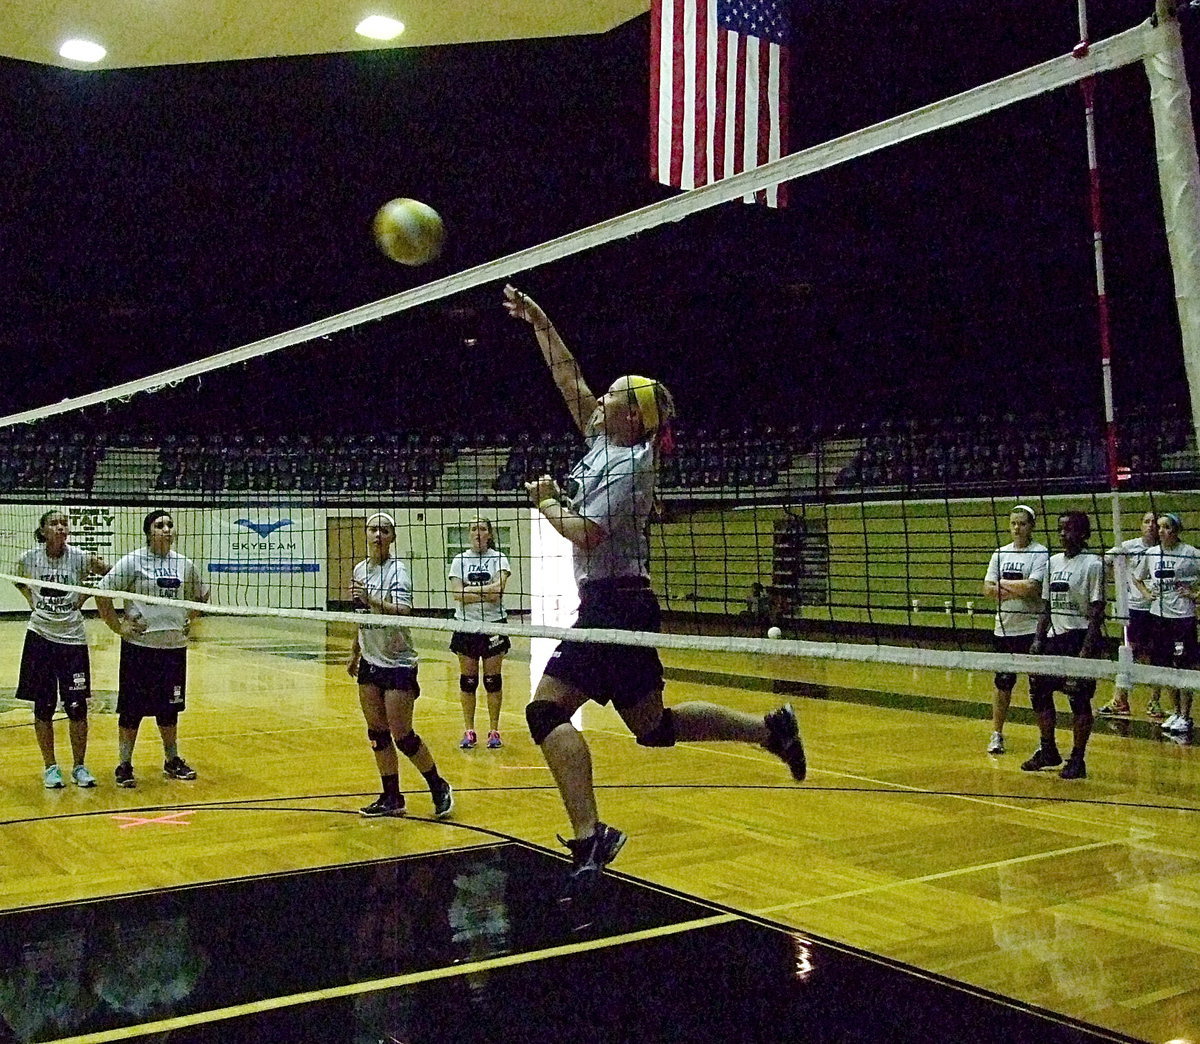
[234,518,294,538]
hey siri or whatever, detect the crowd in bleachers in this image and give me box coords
[0,407,1192,498]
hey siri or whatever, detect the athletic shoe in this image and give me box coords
[432,780,454,818]
[163,756,198,780]
[487,730,502,749]
[360,793,406,817]
[764,704,807,781]
[43,765,64,789]
[1164,715,1194,734]
[459,730,477,750]
[1059,756,1087,780]
[559,822,628,900]
[114,762,136,788]
[1097,698,1130,717]
[71,764,97,788]
[1021,747,1063,772]
[1146,695,1166,720]
[1161,713,1182,731]
[987,732,1005,755]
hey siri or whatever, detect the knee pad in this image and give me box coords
[459,674,479,694]
[64,698,88,723]
[368,728,393,752]
[156,711,179,728]
[483,673,503,694]
[33,701,56,723]
[1029,685,1055,714]
[993,672,1016,692]
[118,713,143,730]
[636,708,676,747]
[396,730,422,757]
[526,700,571,745]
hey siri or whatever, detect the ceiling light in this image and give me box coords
[59,39,106,63]
[356,16,405,40]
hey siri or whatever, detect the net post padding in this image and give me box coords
[1146,2,1200,447]
[0,19,1159,433]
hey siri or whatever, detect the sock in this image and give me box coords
[118,738,134,764]
[421,767,443,791]
[1070,747,1086,760]
[163,742,179,761]
[381,773,400,797]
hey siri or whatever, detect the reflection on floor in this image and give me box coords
[0,843,1134,1044]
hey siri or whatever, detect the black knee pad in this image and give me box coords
[64,697,88,722]
[483,673,503,694]
[526,700,571,744]
[1029,683,1055,714]
[636,708,676,747]
[459,674,479,694]
[118,713,143,730]
[368,728,393,752]
[33,701,56,723]
[396,730,422,757]
[156,711,179,728]
[993,672,1016,692]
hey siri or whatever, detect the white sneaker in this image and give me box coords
[71,764,97,788]
[1165,715,1194,734]
[43,765,64,789]
[1161,713,1181,731]
[987,732,1005,754]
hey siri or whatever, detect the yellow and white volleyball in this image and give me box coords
[767,626,783,639]
[372,198,445,266]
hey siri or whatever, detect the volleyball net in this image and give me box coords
[1,4,1200,697]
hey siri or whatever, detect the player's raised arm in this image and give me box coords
[503,284,597,435]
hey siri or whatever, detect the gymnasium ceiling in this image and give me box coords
[1,0,650,70]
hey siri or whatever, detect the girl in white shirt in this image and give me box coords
[14,509,109,789]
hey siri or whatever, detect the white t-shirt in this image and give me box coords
[353,557,417,668]
[984,541,1049,637]
[97,547,208,649]
[17,544,94,645]
[448,549,511,624]
[565,434,656,584]
[1107,536,1155,613]
[1042,551,1105,637]
[1134,541,1200,620]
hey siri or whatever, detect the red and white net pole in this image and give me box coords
[1075,0,1130,678]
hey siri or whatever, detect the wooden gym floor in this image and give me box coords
[0,614,1196,1042]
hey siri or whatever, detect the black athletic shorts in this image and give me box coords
[449,631,512,660]
[991,632,1035,691]
[1126,608,1155,651]
[1029,629,1102,708]
[542,578,664,710]
[357,659,420,696]
[16,630,91,715]
[118,642,187,719]
[1148,614,1199,670]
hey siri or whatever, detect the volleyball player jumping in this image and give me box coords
[503,285,806,897]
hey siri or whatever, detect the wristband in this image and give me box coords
[539,498,559,513]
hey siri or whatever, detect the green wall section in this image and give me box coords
[651,492,1200,633]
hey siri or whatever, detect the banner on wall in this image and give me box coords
[194,509,325,609]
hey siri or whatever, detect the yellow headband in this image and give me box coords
[626,375,660,434]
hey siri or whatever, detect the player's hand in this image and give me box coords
[526,475,561,506]
[350,580,370,609]
[120,617,147,640]
[1029,638,1043,656]
[503,284,550,330]
[347,656,360,678]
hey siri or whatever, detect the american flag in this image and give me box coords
[651,0,791,207]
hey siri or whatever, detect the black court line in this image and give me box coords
[0,842,1142,1044]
